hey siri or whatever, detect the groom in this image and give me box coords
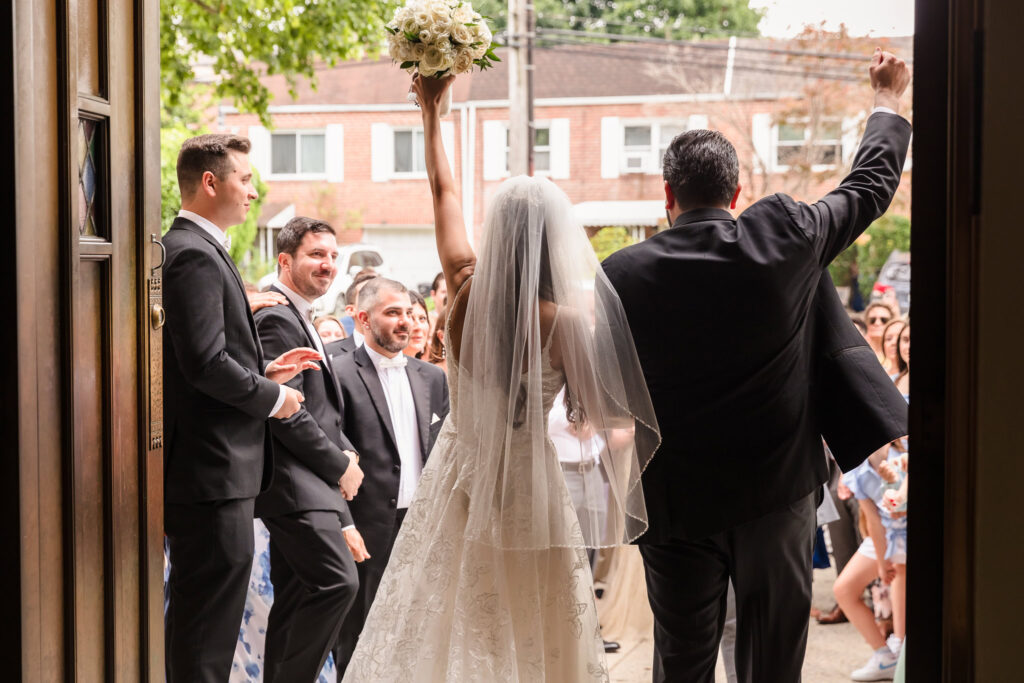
[329,277,450,678]
[602,51,912,682]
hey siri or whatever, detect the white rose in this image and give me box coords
[414,9,431,27]
[475,22,492,46]
[401,16,420,36]
[412,42,428,61]
[450,23,472,45]
[452,50,474,74]
[418,28,434,44]
[421,45,447,74]
[452,5,473,24]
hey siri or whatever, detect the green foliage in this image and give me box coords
[161,0,399,127]
[828,214,911,299]
[474,0,763,39]
[589,227,635,262]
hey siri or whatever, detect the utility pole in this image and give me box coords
[507,0,534,176]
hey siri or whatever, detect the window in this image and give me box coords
[504,125,551,173]
[775,120,842,169]
[271,131,326,175]
[621,122,687,173]
[393,128,426,174]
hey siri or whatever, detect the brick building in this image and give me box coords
[215,39,911,290]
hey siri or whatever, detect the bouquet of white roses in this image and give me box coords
[386,0,499,113]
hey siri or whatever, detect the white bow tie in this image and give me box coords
[378,354,408,370]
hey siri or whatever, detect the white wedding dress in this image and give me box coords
[344,306,608,682]
[343,176,658,682]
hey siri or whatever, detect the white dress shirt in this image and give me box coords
[548,387,605,466]
[352,329,365,348]
[177,209,286,417]
[274,281,327,359]
[364,344,422,508]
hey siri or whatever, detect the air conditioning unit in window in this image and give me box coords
[622,152,649,173]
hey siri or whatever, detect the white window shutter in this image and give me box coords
[371,123,392,182]
[841,116,860,166]
[688,114,709,130]
[482,120,506,181]
[549,118,570,179]
[441,121,456,171]
[600,117,621,179]
[325,124,344,182]
[248,125,270,178]
[751,113,773,174]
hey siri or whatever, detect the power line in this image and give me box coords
[535,40,864,84]
[536,27,913,64]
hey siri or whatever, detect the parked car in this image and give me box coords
[257,244,390,317]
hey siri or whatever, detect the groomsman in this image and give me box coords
[329,277,450,678]
[253,216,366,682]
[162,134,319,683]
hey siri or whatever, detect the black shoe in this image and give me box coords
[603,640,620,653]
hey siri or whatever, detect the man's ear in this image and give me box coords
[663,181,676,211]
[730,185,742,210]
[356,310,370,329]
[201,170,217,198]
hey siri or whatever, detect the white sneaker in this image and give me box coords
[886,634,903,656]
[851,648,899,681]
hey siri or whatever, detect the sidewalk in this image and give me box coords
[606,568,867,682]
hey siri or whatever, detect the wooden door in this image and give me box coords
[5,0,163,679]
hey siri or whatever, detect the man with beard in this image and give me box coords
[329,277,450,678]
[252,216,366,682]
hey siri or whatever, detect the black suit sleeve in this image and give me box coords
[781,111,913,268]
[163,244,280,418]
[255,309,353,486]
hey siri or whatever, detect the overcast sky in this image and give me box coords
[749,0,915,38]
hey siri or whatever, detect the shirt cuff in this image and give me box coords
[872,106,898,116]
[342,525,355,532]
[268,385,287,418]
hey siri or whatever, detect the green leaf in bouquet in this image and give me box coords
[404,31,420,43]
[400,61,417,70]
[385,26,398,35]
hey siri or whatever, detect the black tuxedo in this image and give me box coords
[253,285,360,682]
[161,216,280,683]
[602,111,912,682]
[329,345,449,678]
[325,334,357,362]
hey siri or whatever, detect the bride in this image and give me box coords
[343,74,659,682]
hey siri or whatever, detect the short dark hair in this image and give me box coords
[662,129,739,209]
[346,271,379,306]
[176,134,251,199]
[357,277,409,313]
[276,216,336,258]
[851,317,868,333]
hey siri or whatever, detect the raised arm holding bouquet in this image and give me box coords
[386,0,499,116]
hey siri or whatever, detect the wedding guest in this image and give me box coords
[163,134,315,683]
[315,314,347,343]
[425,307,448,374]
[881,318,906,375]
[428,271,447,323]
[330,277,450,679]
[894,323,910,397]
[862,301,896,366]
[339,270,379,336]
[253,216,365,682]
[404,291,431,359]
[851,315,869,341]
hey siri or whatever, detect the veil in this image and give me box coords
[451,175,660,550]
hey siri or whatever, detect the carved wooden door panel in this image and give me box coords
[60,0,162,679]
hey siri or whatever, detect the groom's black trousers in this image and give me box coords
[640,491,817,683]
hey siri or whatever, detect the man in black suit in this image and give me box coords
[601,51,912,682]
[253,216,367,682]
[162,134,321,683]
[329,277,450,679]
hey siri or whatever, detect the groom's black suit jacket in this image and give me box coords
[602,111,912,543]
[253,285,357,524]
[330,345,449,543]
[162,217,279,503]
